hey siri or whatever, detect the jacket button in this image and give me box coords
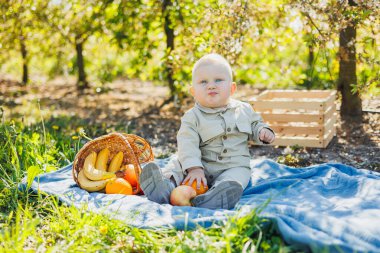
[223,135,227,140]
[218,156,223,160]
[223,149,227,153]
[227,127,231,132]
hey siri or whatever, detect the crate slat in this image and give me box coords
[253,100,324,110]
[269,115,336,136]
[265,90,335,99]
[324,113,337,133]
[259,129,333,148]
[248,89,337,148]
[271,124,323,135]
[256,90,270,100]
[261,112,323,123]
[324,91,337,110]
[323,129,335,148]
[323,105,336,123]
[269,136,324,148]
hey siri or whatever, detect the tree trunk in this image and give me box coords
[308,44,314,71]
[338,23,362,118]
[75,41,89,90]
[20,38,28,85]
[337,0,362,119]
[162,0,175,97]
[306,43,314,90]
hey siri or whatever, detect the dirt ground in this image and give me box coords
[1,77,379,172]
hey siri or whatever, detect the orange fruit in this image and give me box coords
[123,164,138,187]
[183,180,208,195]
[105,178,133,195]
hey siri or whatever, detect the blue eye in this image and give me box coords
[200,80,207,85]
[215,79,223,83]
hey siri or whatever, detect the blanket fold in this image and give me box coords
[21,156,380,253]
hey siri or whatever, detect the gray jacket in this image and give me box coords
[177,98,272,175]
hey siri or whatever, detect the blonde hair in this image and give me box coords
[192,53,233,83]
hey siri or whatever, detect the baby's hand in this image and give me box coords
[182,167,207,190]
[259,128,275,144]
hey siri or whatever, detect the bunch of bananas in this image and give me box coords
[77,148,125,192]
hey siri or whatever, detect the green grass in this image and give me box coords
[0,110,293,252]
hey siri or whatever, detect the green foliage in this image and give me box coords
[0,0,379,94]
[0,113,292,252]
[0,198,291,251]
[277,154,301,167]
[0,114,76,213]
[276,145,312,168]
[1,2,378,249]
[0,100,133,213]
[290,0,379,94]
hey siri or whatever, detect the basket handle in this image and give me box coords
[113,133,141,194]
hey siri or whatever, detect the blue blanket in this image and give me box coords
[22,157,380,253]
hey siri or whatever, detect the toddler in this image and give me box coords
[140,53,275,209]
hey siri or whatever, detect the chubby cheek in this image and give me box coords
[194,90,206,100]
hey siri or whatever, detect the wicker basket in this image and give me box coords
[72,132,154,194]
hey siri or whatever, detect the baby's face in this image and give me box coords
[191,63,236,108]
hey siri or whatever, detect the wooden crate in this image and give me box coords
[248,90,337,148]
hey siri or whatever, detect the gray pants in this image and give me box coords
[162,158,251,189]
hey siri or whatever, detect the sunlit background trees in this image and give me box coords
[1,0,379,118]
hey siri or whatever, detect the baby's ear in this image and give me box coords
[189,86,195,96]
[230,82,237,95]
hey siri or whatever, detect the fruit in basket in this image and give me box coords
[183,180,208,195]
[105,178,133,195]
[77,170,108,192]
[122,164,138,187]
[84,152,116,181]
[96,148,110,171]
[108,151,124,172]
[170,185,197,206]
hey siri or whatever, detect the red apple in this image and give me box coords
[170,185,197,206]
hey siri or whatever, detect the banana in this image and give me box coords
[96,148,110,171]
[77,169,108,192]
[108,151,124,172]
[84,151,116,181]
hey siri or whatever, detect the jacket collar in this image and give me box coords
[195,98,240,114]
